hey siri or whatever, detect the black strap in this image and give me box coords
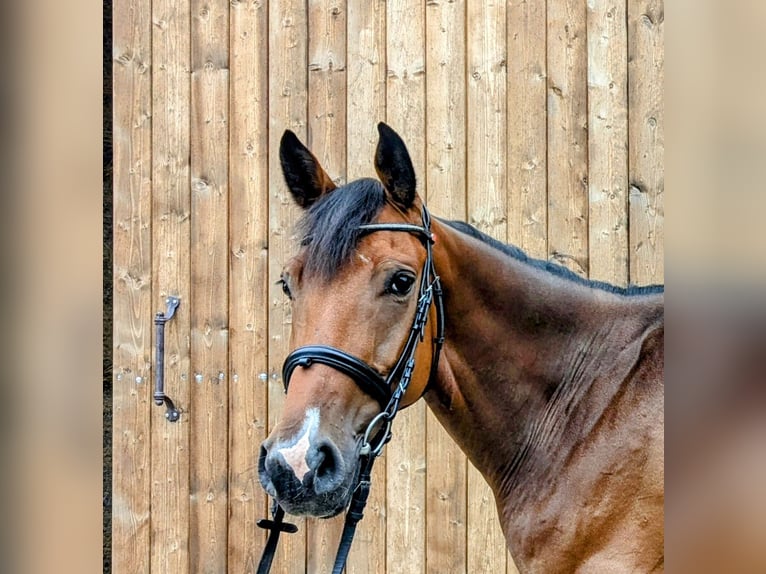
[331,453,377,574]
[256,505,298,574]
[283,345,390,408]
[358,222,432,241]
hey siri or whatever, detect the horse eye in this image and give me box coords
[387,272,416,296]
[278,278,292,299]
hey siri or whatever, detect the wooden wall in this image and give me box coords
[112,0,663,572]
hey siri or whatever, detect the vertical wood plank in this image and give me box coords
[587,0,629,285]
[508,0,548,260]
[424,1,467,573]
[547,0,589,277]
[268,1,309,572]
[308,0,347,185]
[189,1,230,571]
[306,1,348,569]
[386,1,427,572]
[112,0,152,570]
[628,0,664,285]
[466,0,507,238]
[347,0,386,176]
[425,0,466,221]
[189,70,231,574]
[150,0,192,570]
[228,1,270,572]
[466,1,508,572]
[346,3,388,571]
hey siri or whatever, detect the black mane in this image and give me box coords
[298,178,387,279]
[444,220,664,296]
[297,180,664,295]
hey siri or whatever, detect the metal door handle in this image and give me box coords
[154,296,181,422]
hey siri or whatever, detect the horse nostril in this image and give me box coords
[258,443,279,498]
[315,444,336,479]
[311,440,344,495]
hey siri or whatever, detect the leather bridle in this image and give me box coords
[257,206,445,574]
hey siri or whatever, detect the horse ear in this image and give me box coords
[279,130,337,208]
[374,122,417,209]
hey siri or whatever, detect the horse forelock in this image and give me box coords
[296,177,387,280]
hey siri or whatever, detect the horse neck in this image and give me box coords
[424,219,659,503]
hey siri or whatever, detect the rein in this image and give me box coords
[257,206,445,574]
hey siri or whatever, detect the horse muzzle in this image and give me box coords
[258,434,359,518]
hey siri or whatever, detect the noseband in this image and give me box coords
[257,206,445,574]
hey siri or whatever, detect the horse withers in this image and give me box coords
[258,123,664,572]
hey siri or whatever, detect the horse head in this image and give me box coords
[258,123,440,518]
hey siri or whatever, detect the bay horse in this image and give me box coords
[258,123,664,572]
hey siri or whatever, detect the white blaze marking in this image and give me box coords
[277,408,319,482]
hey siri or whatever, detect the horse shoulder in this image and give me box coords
[561,321,666,573]
[583,320,665,572]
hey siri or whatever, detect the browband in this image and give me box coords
[358,222,433,242]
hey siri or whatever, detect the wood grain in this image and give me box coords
[587,0,629,285]
[629,0,664,285]
[228,0,270,571]
[189,65,230,574]
[188,3,231,571]
[150,0,192,570]
[467,0,508,239]
[347,0,387,180]
[547,0,589,277]
[508,0,547,261]
[112,0,152,569]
